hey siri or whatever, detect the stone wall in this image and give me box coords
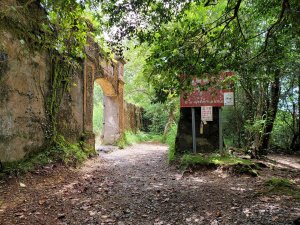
[0,31,89,162]
[94,54,126,145]
[124,102,143,132]
[56,66,85,142]
[175,107,220,154]
[0,31,49,162]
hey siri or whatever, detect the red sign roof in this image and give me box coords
[180,89,232,107]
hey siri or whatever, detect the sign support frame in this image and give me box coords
[219,107,223,152]
[191,107,197,153]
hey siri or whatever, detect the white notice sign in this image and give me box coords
[224,92,234,106]
[201,106,213,121]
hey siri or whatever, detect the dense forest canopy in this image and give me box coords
[99,0,300,155]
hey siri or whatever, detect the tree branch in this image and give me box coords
[243,0,290,64]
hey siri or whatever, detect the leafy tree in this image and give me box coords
[123,41,179,134]
[101,0,300,155]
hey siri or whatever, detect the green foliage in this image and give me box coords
[52,135,95,164]
[117,131,163,149]
[143,103,169,134]
[271,110,295,150]
[265,177,294,188]
[123,41,174,135]
[231,164,259,177]
[1,151,51,176]
[93,82,104,135]
[46,54,80,142]
[180,153,259,176]
[264,177,300,199]
[222,105,245,148]
[244,119,266,135]
[1,135,96,177]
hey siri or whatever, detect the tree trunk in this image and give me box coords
[252,84,265,155]
[259,69,281,154]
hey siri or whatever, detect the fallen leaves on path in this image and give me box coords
[0,143,299,225]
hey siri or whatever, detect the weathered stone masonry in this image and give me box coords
[0,30,130,162]
[0,32,50,162]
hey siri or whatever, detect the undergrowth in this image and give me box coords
[164,124,177,163]
[0,135,96,177]
[117,131,163,149]
[264,177,300,199]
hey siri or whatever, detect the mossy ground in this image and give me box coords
[180,153,252,168]
[264,177,300,200]
[179,153,259,176]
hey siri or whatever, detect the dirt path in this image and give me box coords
[0,143,299,225]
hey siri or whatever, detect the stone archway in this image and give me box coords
[83,37,125,147]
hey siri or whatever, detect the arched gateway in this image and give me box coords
[83,37,125,147]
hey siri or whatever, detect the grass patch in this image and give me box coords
[264,177,300,199]
[116,131,163,149]
[180,153,259,176]
[0,135,96,177]
[180,153,252,168]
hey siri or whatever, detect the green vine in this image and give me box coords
[46,53,73,142]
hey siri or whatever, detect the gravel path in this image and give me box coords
[0,143,299,225]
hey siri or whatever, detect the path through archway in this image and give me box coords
[93,82,104,147]
[94,76,121,145]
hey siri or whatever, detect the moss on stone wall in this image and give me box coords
[0,85,9,103]
[46,53,80,142]
[0,43,8,79]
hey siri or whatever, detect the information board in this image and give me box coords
[180,72,234,107]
